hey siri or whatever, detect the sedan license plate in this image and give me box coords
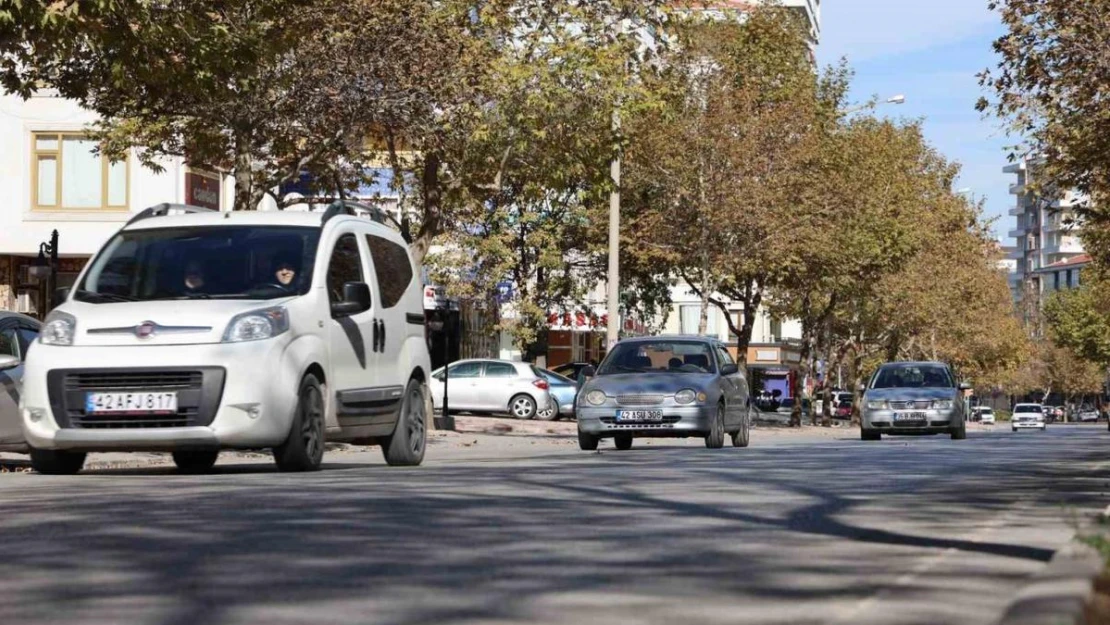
[894,411,927,422]
[616,410,664,422]
[85,392,178,414]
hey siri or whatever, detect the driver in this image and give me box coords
[273,256,299,289]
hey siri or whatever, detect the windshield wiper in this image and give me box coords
[74,290,137,303]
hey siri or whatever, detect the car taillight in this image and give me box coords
[532,379,549,390]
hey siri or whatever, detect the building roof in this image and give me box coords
[1034,254,1091,273]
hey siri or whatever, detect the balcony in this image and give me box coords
[1008,227,1027,239]
[1009,183,1026,195]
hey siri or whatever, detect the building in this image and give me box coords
[1034,253,1091,295]
[1005,157,1087,307]
[684,0,821,44]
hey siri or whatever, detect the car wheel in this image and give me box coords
[1012,427,1018,432]
[172,450,219,474]
[382,378,428,467]
[510,394,537,420]
[861,429,881,441]
[536,398,558,421]
[29,449,86,475]
[578,429,599,451]
[614,434,633,450]
[273,373,326,472]
[731,406,751,448]
[951,424,967,440]
[705,404,725,449]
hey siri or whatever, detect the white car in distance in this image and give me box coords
[1011,404,1046,432]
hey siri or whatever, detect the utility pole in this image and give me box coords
[606,111,621,349]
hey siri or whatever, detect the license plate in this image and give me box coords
[616,410,664,422]
[85,392,178,414]
[894,412,927,422]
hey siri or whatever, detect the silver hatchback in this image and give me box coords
[429,359,553,419]
[576,336,752,450]
[860,361,970,441]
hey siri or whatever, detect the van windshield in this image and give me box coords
[75,226,321,303]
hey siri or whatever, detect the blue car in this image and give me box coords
[536,369,578,421]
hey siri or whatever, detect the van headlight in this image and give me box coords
[40,311,77,346]
[223,307,289,343]
[586,390,607,406]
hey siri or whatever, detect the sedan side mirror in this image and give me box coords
[331,282,372,318]
[581,365,597,379]
[0,355,19,371]
[959,382,972,391]
[720,363,738,376]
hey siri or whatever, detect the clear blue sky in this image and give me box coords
[815,0,1013,242]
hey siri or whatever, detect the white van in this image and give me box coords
[20,202,432,474]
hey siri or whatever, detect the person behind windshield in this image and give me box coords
[273,256,299,289]
[183,261,206,293]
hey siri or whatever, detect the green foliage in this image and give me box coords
[1044,279,1110,369]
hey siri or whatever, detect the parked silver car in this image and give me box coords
[576,336,751,450]
[0,312,42,452]
[429,359,553,419]
[860,361,970,441]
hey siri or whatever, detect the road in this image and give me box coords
[0,424,1107,625]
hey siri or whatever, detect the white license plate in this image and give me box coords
[894,412,927,422]
[85,392,178,414]
[616,410,664,422]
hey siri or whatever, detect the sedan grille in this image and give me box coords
[616,394,665,407]
[889,400,933,410]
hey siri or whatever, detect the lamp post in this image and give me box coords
[27,229,58,319]
[841,94,906,116]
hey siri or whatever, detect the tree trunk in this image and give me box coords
[232,131,263,211]
[411,152,442,266]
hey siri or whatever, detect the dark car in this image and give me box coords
[576,336,752,451]
[0,312,42,452]
[552,362,593,382]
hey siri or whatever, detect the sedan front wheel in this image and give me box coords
[705,405,725,449]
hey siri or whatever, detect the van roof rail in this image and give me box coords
[319,199,387,226]
[127,203,216,226]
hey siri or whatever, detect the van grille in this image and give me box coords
[47,368,225,429]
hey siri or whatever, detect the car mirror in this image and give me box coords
[959,382,972,391]
[720,363,738,376]
[0,355,19,371]
[52,286,71,309]
[581,365,597,379]
[331,282,372,317]
[857,384,866,393]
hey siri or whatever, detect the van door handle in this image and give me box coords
[380,320,386,352]
[371,319,379,353]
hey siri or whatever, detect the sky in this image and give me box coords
[815,0,1014,243]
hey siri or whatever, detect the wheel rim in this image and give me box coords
[513,397,534,418]
[301,384,324,460]
[537,399,557,420]
[407,387,426,455]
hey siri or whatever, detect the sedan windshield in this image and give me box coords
[598,341,716,375]
[75,226,320,303]
[1014,405,1042,414]
[871,364,954,389]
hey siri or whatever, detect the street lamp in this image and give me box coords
[841,94,907,115]
[28,230,59,318]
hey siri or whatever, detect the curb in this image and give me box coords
[996,539,1103,625]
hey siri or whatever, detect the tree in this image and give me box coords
[978,0,1110,228]
[1044,279,1110,370]
[0,0,481,214]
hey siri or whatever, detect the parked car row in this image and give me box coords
[428,359,579,421]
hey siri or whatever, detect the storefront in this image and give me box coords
[0,254,90,318]
[744,341,803,399]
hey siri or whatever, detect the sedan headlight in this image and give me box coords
[675,389,697,405]
[223,307,290,343]
[40,311,77,346]
[586,390,607,406]
[933,400,954,411]
[865,400,887,410]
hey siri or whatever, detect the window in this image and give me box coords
[679,305,718,335]
[484,362,516,378]
[1066,269,1074,289]
[1054,271,1060,291]
[32,132,129,210]
[16,328,38,358]
[716,346,736,369]
[365,234,413,309]
[447,362,482,378]
[0,329,19,360]
[769,317,783,341]
[326,234,364,306]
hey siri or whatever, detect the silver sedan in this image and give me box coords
[576,336,752,450]
[860,361,970,441]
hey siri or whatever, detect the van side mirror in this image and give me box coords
[720,363,738,376]
[331,282,371,318]
[0,355,19,371]
[52,287,71,308]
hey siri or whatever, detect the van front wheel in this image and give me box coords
[273,373,325,472]
[382,379,427,467]
[30,449,86,475]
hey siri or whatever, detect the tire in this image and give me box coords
[510,394,537,420]
[951,425,967,440]
[29,449,86,475]
[536,398,558,421]
[861,429,881,441]
[614,434,633,450]
[1012,427,1018,432]
[578,429,599,451]
[172,450,219,474]
[705,404,726,449]
[731,406,751,448]
[382,378,428,467]
[273,373,326,472]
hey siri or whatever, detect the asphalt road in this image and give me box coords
[1,425,1108,625]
